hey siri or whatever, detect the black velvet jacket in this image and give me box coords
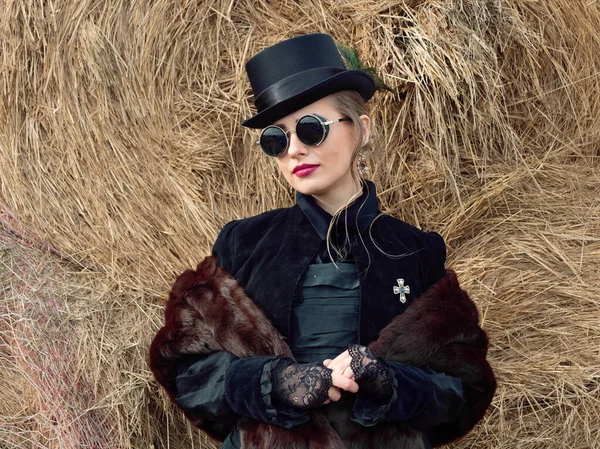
[150,182,496,448]
[212,182,447,346]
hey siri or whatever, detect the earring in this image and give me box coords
[357,152,369,177]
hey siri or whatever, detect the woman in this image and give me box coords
[150,33,495,449]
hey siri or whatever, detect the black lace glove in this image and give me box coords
[348,344,394,401]
[271,359,333,410]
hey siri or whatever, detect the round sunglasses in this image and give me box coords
[258,114,352,157]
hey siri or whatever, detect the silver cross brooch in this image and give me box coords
[393,279,411,303]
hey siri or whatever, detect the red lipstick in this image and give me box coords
[292,163,319,177]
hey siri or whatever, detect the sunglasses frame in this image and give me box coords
[257,114,352,157]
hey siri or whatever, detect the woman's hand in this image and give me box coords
[328,345,395,402]
[324,350,359,397]
[324,366,359,403]
[271,359,358,409]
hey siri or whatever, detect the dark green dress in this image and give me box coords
[290,259,360,364]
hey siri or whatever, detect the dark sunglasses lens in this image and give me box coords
[260,127,287,157]
[297,115,325,146]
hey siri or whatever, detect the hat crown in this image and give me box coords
[246,34,346,99]
[241,33,375,128]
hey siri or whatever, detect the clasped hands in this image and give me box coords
[271,345,390,411]
[322,348,360,403]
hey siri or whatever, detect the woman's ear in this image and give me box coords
[359,114,371,146]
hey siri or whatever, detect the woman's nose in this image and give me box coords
[287,131,307,158]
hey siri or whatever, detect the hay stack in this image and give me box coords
[1,0,599,448]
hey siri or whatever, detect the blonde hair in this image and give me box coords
[329,90,371,183]
[324,90,375,267]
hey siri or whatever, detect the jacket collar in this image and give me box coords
[295,180,379,240]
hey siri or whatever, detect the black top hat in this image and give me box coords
[241,33,375,129]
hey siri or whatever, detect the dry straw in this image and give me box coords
[1,0,599,448]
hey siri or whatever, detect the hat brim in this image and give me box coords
[241,70,375,129]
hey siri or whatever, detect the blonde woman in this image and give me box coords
[150,33,495,449]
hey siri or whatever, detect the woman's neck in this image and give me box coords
[312,178,363,215]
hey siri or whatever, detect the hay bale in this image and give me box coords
[1,0,599,447]
[0,229,173,448]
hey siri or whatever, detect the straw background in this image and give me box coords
[1,0,599,448]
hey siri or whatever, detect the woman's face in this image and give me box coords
[270,95,370,207]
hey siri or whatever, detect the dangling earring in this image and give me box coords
[357,152,369,177]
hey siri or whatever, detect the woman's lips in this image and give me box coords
[293,164,319,177]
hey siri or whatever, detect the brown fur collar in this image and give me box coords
[150,256,495,448]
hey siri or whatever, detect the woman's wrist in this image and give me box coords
[348,345,395,401]
[271,359,333,410]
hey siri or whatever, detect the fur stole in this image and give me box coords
[150,256,496,449]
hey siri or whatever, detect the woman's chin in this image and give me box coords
[291,183,327,198]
